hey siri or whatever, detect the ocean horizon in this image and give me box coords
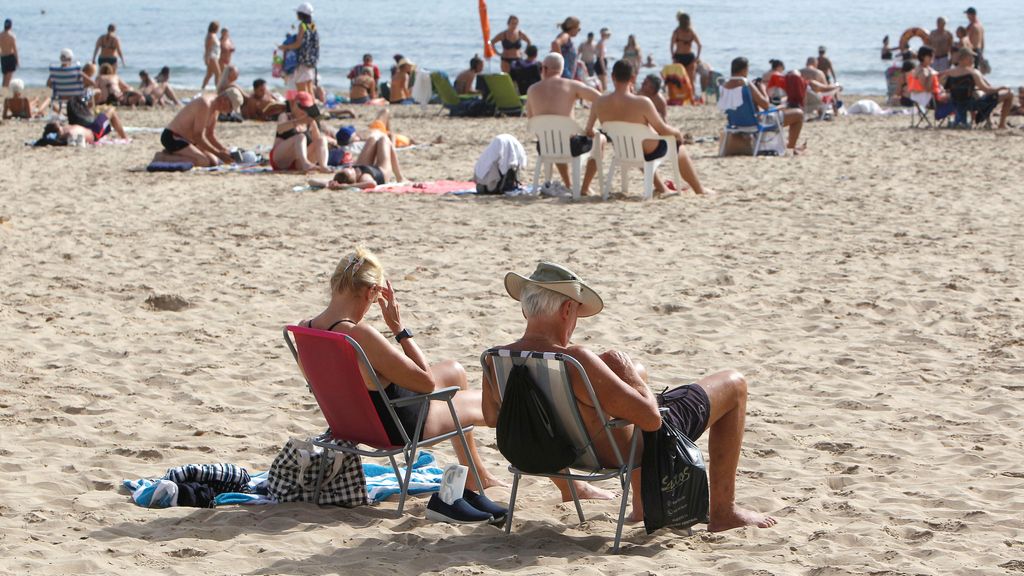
[4,0,1021,95]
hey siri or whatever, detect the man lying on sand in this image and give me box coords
[41,107,128,144]
[152,87,242,167]
[586,59,711,195]
[241,79,284,120]
[482,262,778,530]
[526,52,602,195]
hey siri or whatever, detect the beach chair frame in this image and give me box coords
[48,64,86,114]
[480,348,641,554]
[482,73,526,117]
[527,115,603,200]
[600,121,682,201]
[284,325,483,515]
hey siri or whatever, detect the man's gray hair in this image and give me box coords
[521,283,571,318]
[543,52,565,73]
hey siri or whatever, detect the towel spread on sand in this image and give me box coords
[124,470,273,508]
[363,451,443,503]
[372,181,477,195]
[124,451,443,507]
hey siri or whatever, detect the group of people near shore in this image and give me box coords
[882,8,1016,128]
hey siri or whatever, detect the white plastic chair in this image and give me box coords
[600,121,681,201]
[528,115,600,200]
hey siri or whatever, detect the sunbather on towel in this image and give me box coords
[151,87,242,167]
[40,107,128,143]
[329,110,406,188]
[300,247,505,491]
[482,262,778,530]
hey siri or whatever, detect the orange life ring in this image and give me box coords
[899,27,930,52]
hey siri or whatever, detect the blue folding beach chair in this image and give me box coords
[718,83,783,157]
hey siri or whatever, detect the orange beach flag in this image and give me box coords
[479,0,496,59]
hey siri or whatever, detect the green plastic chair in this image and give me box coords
[483,73,527,116]
[430,71,478,114]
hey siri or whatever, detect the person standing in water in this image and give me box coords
[201,21,222,91]
[491,15,532,73]
[279,3,320,97]
[219,28,235,70]
[670,12,702,91]
[92,23,126,71]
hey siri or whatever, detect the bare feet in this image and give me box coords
[695,187,717,196]
[467,474,510,491]
[561,480,615,501]
[625,508,644,523]
[707,505,778,532]
[788,142,809,156]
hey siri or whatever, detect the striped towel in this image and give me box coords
[363,451,443,503]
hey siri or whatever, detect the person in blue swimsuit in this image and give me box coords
[491,15,532,73]
[551,16,581,80]
[299,248,505,491]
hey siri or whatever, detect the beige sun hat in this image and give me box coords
[504,262,604,317]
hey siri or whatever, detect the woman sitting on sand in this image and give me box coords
[138,69,179,107]
[2,79,51,119]
[97,63,143,106]
[299,247,503,492]
[269,91,330,173]
[154,66,181,105]
[328,110,405,189]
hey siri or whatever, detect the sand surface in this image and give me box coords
[1,96,1023,575]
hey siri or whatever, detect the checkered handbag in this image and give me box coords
[267,437,369,507]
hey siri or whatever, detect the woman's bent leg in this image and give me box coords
[422,359,506,490]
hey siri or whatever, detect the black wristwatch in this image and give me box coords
[395,328,414,343]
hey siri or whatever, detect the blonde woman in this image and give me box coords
[201,21,221,91]
[299,248,505,492]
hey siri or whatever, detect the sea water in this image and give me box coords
[6,0,1022,94]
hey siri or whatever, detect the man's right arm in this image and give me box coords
[644,99,682,141]
[574,83,602,103]
[481,357,500,428]
[571,346,661,431]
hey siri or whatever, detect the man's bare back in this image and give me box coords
[0,30,15,55]
[799,66,826,85]
[527,75,599,118]
[167,95,216,142]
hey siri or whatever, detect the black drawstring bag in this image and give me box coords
[641,417,710,534]
[496,364,577,474]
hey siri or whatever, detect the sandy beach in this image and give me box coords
[1,97,1022,575]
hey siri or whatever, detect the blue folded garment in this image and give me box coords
[147,161,193,172]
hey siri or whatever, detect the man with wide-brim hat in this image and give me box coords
[482,261,778,531]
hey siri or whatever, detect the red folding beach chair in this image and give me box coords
[283,325,483,515]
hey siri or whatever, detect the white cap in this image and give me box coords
[296,2,313,16]
[60,48,74,61]
[10,78,24,94]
